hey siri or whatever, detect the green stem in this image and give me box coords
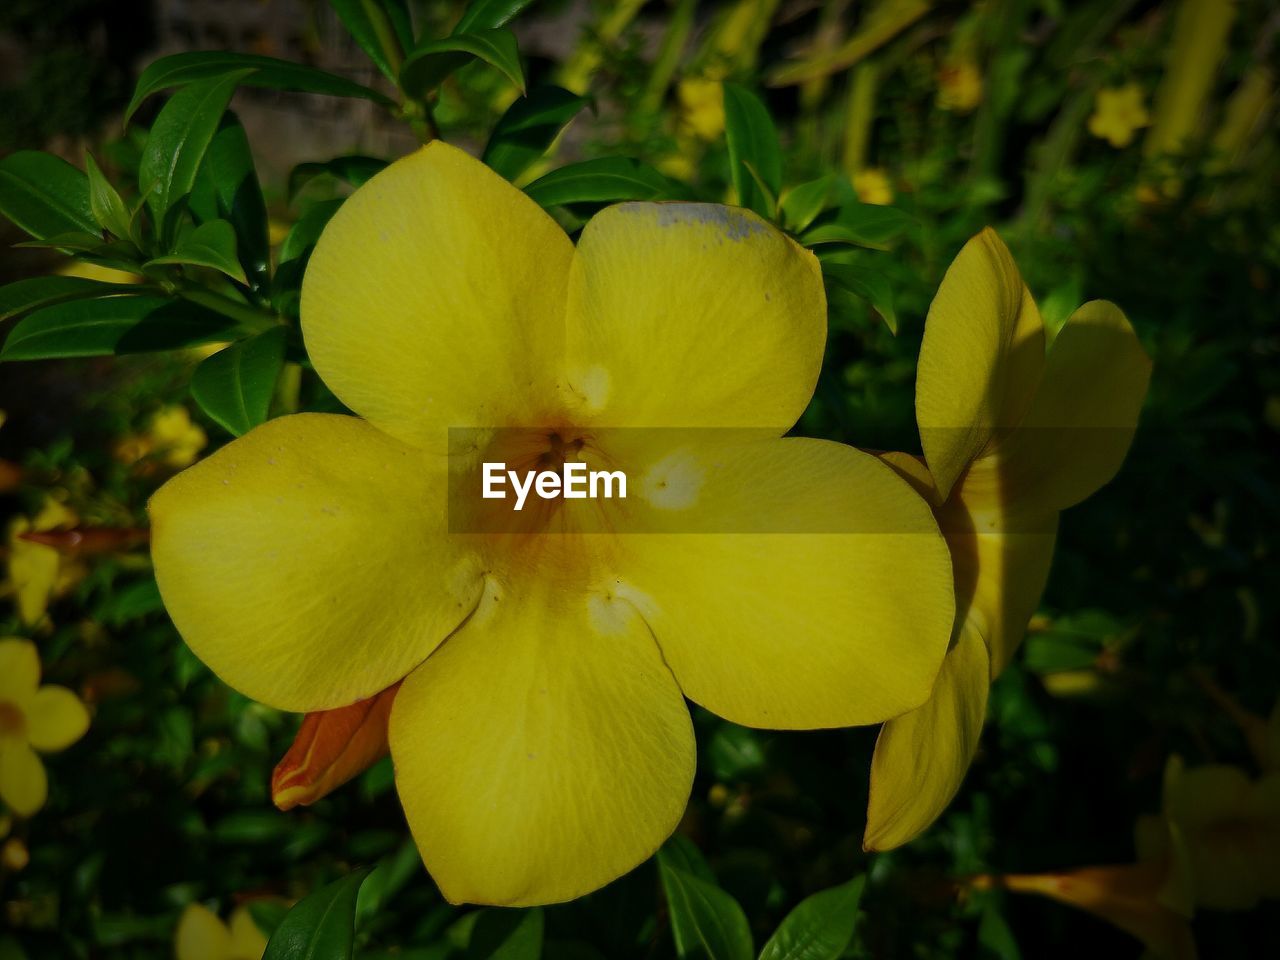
[362,0,405,77]
[178,286,279,333]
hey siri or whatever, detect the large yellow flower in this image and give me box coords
[863,230,1151,850]
[0,638,90,816]
[149,142,954,906]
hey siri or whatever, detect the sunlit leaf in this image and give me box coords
[657,842,752,960]
[757,876,865,960]
[147,219,247,283]
[84,152,134,242]
[400,28,525,98]
[723,82,782,219]
[523,157,690,208]
[483,86,588,182]
[0,151,97,240]
[263,869,372,960]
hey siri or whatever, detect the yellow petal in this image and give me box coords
[614,437,954,728]
[0,638,40,709]
[228,905,269,960]
[991,300,1151,513]
[301,142,574,450]
[149,414,484,712]
[864,620,990,850]
[26,685,90,752]
[564,203,825,431]
[916,229,1045,500]
[7,518,59,627]
[175,903,233,960]
[389,580,694,907]
[0,742,47,817]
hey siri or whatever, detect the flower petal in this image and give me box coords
[389,581,694,906]
[228,905,269,960]
[149,414,484,712]
[301,142,575,449]
[864,621,989,850]
[917,229,1045,499]
[564,203,825,430]
[0,638,40,709]
[26,686,89,752]
[992,300,1151,513]
[6,518,59,627]
[614,437,954,729]
[0,741,47,817]
[174,903,232,960]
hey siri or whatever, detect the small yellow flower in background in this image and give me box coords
[6,496,85,628]
[0,638,90,817]
[1089,83,1152,148]
[174,902,270,960]
[149,141,954,906]
[677,76,726,141]
[853,168,894,205]
[655,148,699,183]
[863,229,1151,851]
[115,406,208,471]
[1,836,29,871]
[936,58,983,113]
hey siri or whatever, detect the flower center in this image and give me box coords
[0,701,25,739]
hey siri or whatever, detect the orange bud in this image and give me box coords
[272,683,399,811]
[994,862,1197,960]
[18,526,150,558]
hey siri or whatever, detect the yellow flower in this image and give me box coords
[1089,83,1152,148]
[149,142,955,906]
[5,497,84,628]
[1136,756,1280,911]
[1,836,29,871]
[863,230,1151,850]
[677,76,726,141]
[116,406,208,471]
[937,58,983,113]
[0,638,90,817]
[853,168,894,205]
[174,903,269,960]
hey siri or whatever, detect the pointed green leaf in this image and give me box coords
[400,28,525,99]
[1,296,234,361]
[0,276,139,322]
[189,116,271,292]
[483,86,588,182]
[288,156,389,203]
[465,908,544,959]
[822,262,898,334]
[147,219,247,283]
[723,83,781,219]
[125,52,393,125]
[190,327,287,436]
[84,152,135,242]
[657,843,753,960]
[453,0,535,34]
[0,151,97,240]
[523,157,690,208]
[757,876,866,960]
[262,868,372,960]
[329,0,407,82]
[780,175,835,234]
[140,72,250,244]
[801,203,913,251]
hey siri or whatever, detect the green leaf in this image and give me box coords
[329,0,407,82]
[0,151,97,240]
[190,327,287,436]
[801,203,913,250]
[483,86,588,182]
[400,28,525,99]
[0,276,137,322]
[279,199,345,266]
[125,52,393,125]
[97,576,165,626]
[822,262,898,334]
[0,296,234,361]
[147,219,247,283]
[213,810,291,844]
[454,0,535,34]
[263,869,372,960]
[657,844,753,960]
[189,116,271,292]
[523,157,689,208]
[723,83,781,219]
[465,909,544,959]
[288,156,388,203]
[706,724,766,782]
[140,72,250,244]
[84,153,135,242]
[780,175,835,234]
[757,876,865,960]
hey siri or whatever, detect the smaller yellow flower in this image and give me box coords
[115,406,208,471]
[853,168,894,205]
[937,59,983,113]
[174,902,270,960]
[655,149,699,183]
[6,497,84,628]
[677,76,727,141]
[1,836,29,871]
[0,638,90,817]
[1089,84,1152,148]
